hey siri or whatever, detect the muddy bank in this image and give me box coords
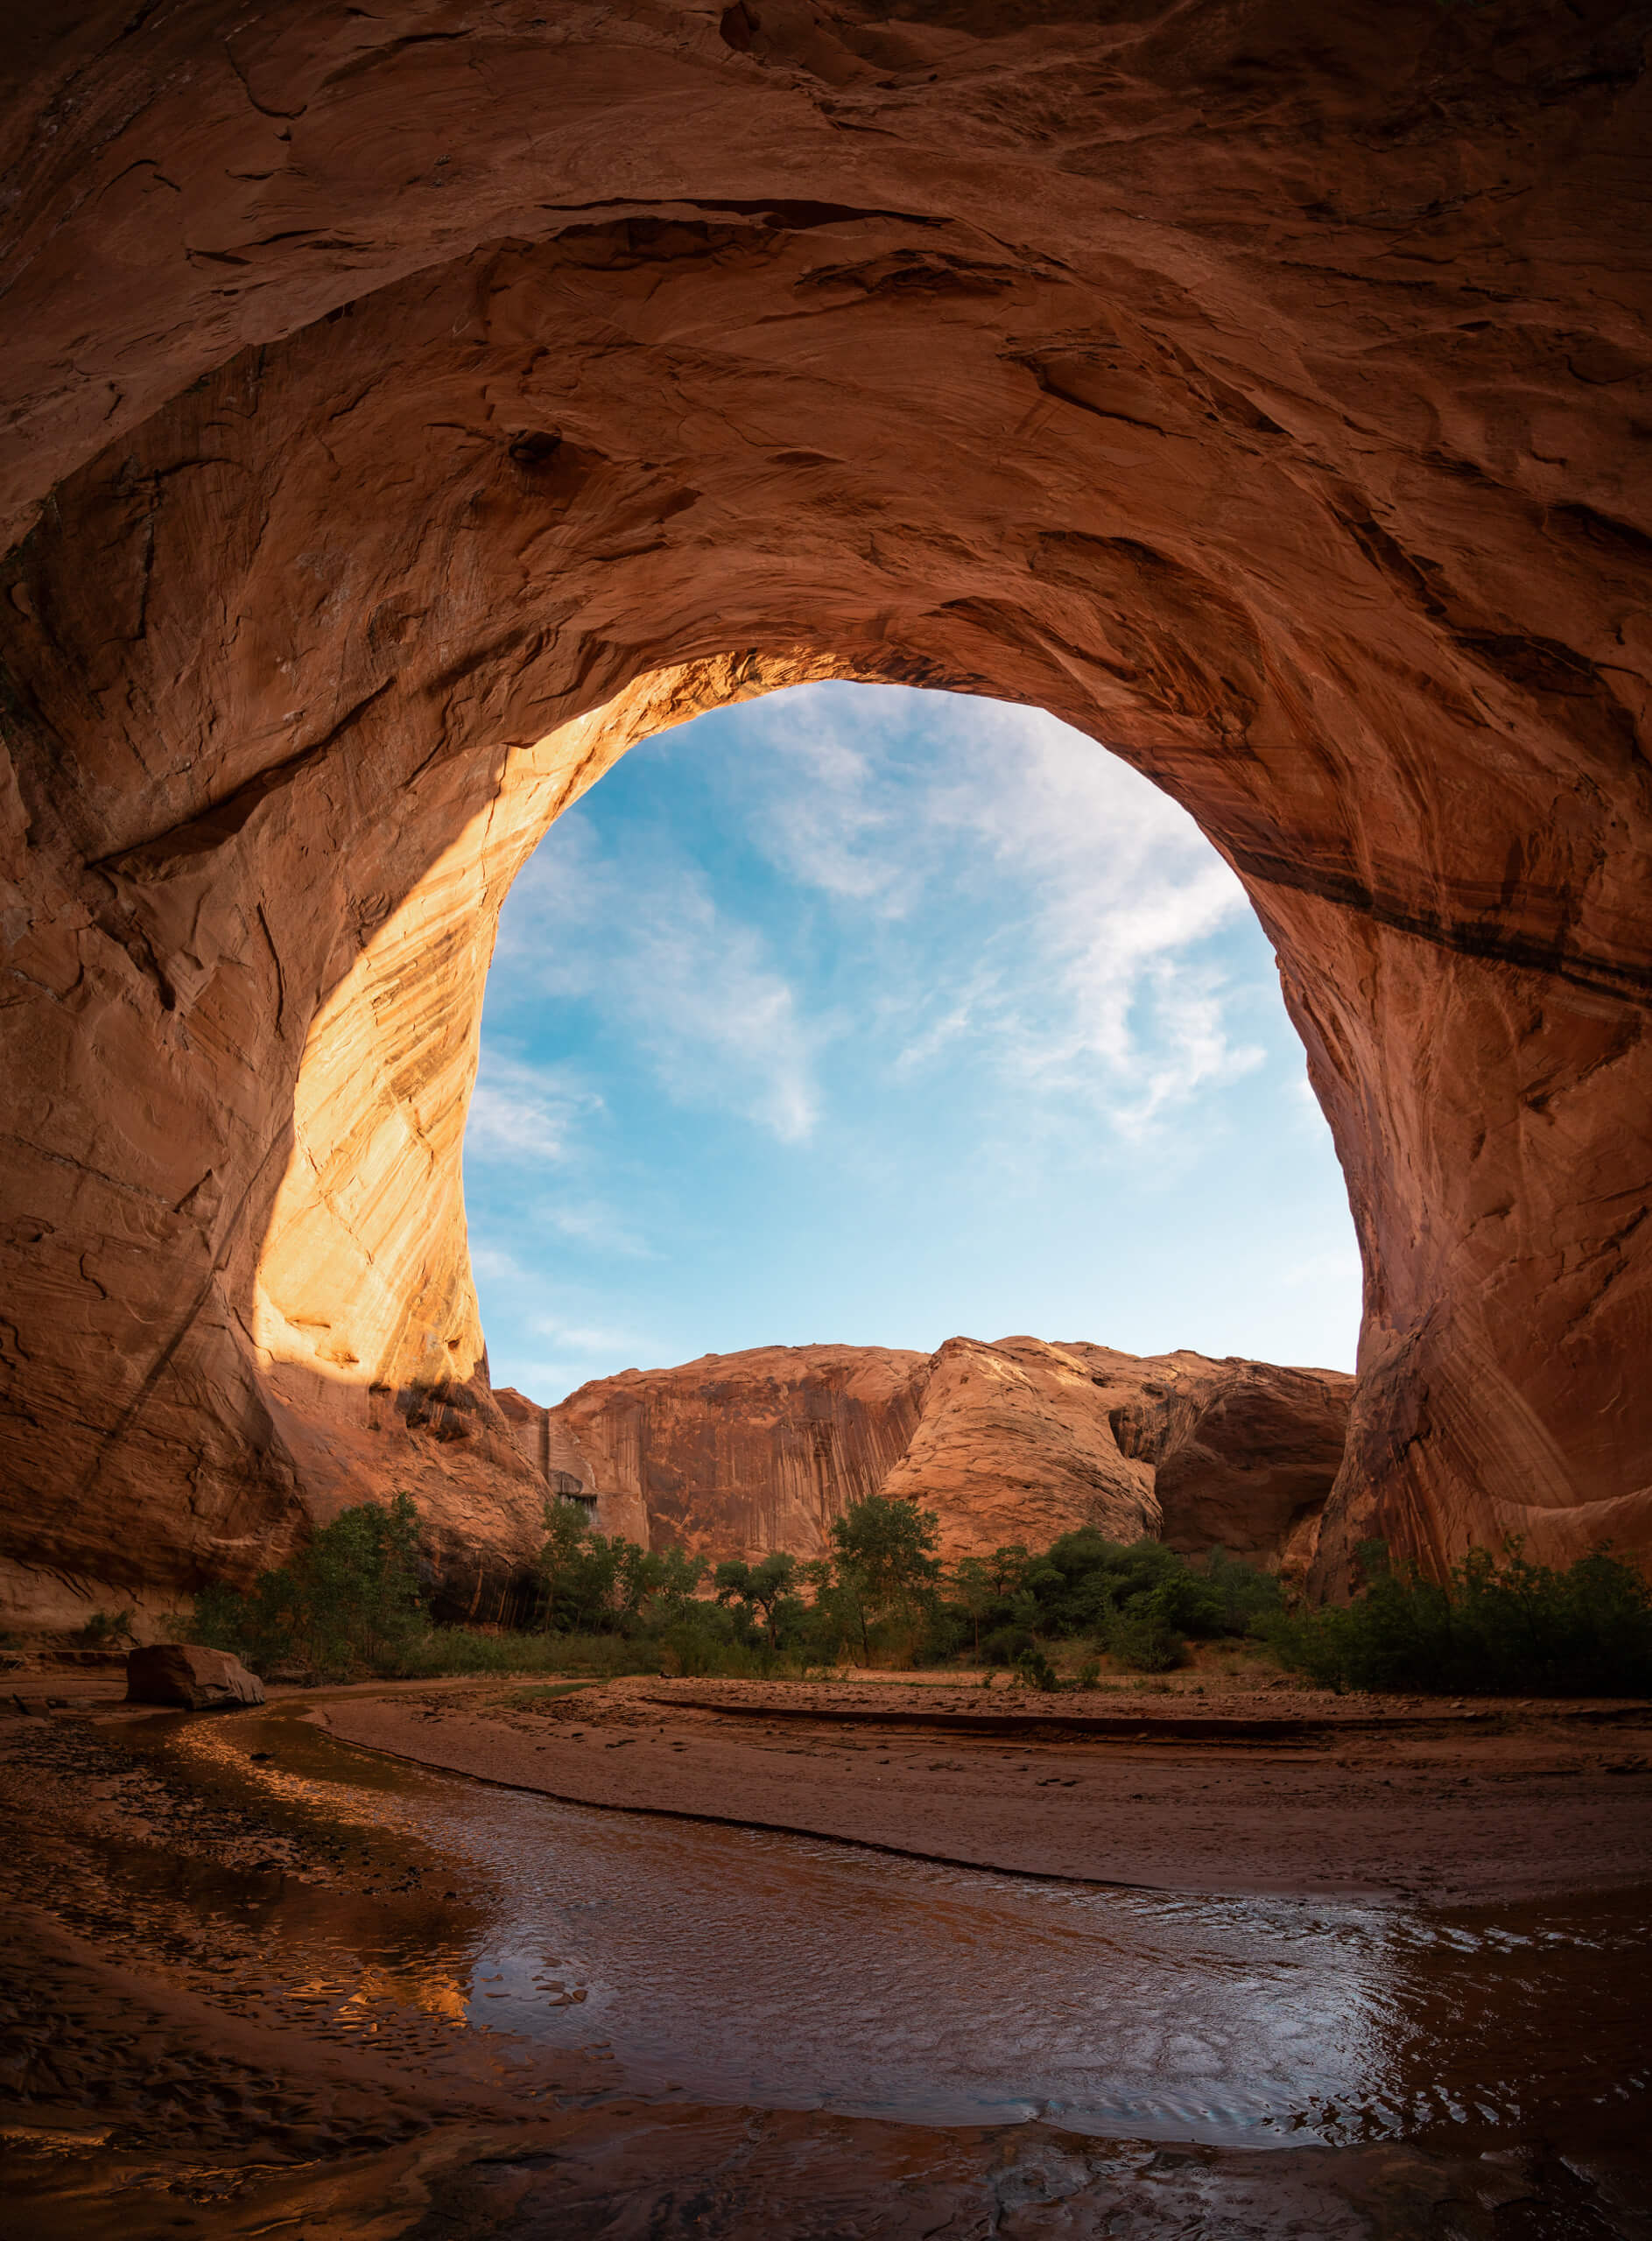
[321,1674,1652,1902]
[18,2090,1640,2241]
[4,1687,1651,2237]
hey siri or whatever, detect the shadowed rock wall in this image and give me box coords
[0,3,1648,1620]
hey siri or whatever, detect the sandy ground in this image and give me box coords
[319,1671,1652,1902]
[3,1671,1650,2237]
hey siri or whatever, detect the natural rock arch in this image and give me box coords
[1,3,1648,1625]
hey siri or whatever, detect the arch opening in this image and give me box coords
[252,671,1367,1602]
[458,676,1366,1582]
[465,680,1360,1387]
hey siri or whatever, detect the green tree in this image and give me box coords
[829,1494,941,1659]
[950,1556,995,1655]
[620,1542,707,1626]
[1269,1537,1652,1696]
[194,1492,428,1678]
[714,1551,799,1647]
[988,1544,1030,1598]
[536,1501,626,1632]
[793,1556,862,1667]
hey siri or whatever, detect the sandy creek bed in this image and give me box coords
[3,1675,1650,2237]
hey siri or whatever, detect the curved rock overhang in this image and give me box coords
[0,2,1648,1620]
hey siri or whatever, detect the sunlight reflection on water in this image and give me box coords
[135,1711,1652,2151]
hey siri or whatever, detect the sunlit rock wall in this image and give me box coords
[551,1345,933,1562]
[534,1336,1352,1569]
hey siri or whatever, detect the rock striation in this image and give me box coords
[524,1337,1352,1570]
[551,1345,934,1561]
[0,4,1648,1620]
[494,1387,601,1505]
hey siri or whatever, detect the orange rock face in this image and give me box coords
[504,1337,1350,1570]
[0,5,1648,1621]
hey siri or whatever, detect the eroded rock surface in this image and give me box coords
[0,4,1648,1619]
[125,1642,265,1711]
[524,1336,1350,1567]
[534,1345,933,1559]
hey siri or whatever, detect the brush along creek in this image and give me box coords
[3,1672,1650,2237]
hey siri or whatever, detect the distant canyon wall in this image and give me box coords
[495,1336,1354,1572]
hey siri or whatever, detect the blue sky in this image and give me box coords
[465,684,1360,1404]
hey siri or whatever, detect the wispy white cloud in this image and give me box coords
[467,681,1359,1386]
[539,1198,656,1258]
[529,1313,649,1352]
[735,685,1264,1134]
[515,1364,594,1397]
[483,687,1270,1158]
[464,1051,594,1165]
[496,820,821,1145]
[1284,1245,1364,1290]
[754,703,906,910]
[515,1312,660,1399]
[468,1240,529,1286]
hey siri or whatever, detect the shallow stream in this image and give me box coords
[55,1704,1652,2158]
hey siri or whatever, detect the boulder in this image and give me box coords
[125,1644,265,1711]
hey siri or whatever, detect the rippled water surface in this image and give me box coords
[83,1706,1652,2153]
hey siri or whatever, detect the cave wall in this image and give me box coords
[0,2,1648,1619]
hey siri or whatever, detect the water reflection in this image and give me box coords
[95,1709,1652,2152]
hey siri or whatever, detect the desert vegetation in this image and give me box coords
[1269,1538,1652,1697]
[183,1492,1652,1697]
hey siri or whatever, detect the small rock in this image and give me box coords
[125,1642,264,1711]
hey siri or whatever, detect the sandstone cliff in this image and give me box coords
[1,5,1647,1623]
[502,1337,1353,1571]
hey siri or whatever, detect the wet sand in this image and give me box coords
[3,1675,1650,2237]
[322,1672,1652,1901]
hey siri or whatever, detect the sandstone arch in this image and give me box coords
[1,3,1648,1624]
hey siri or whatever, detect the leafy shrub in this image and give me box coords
[183,1489,1309,1694]
[912,1598,973,1665]
[391,1628,657,1680]
[658,1602,765,1678]
[1103,1594,1189,1673]
[828,1494,941,1660]
[1196,1546,1284,1633]
[534,1501,709,1635]
[714,1553,802,1647]
[1016,1647,1061,1692]
[932,1528,1280,1665]
[981,1625,1035,1668]
[194,1493,427,1679]
[1269,1540,1652,1696]
[78,1607,136,1647]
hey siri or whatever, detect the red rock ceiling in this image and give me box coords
[0,3,1647,1623]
